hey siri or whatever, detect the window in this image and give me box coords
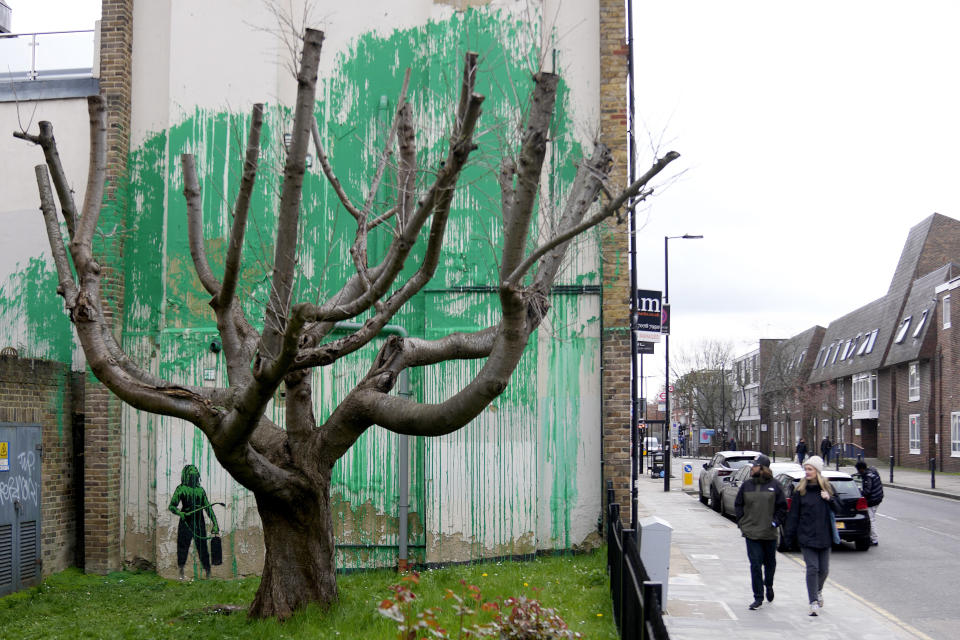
[913,309,928,338]
[821,419,830,440]
[837,380,844,409]
[852,371,878,417]
[794,420,801,441]
[858,329,878,356]
[895,316,912,343]
[952,412,960,457]
[908,361,920,401]
[832,341,842,364]
[909,414,921,454]
[944,295,952,329]
[838,419,845,443]
[815,347,825,368]
[865,329,878,354]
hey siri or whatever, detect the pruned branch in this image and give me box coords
[75,95,107,250]
[507,149,681,288]
[15,122,79,238]
[34,165,78,306]
[182,154,221,297]
[218,103,265,310]
[259,28,325,365]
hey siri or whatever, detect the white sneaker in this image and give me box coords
[809,602,819,616]
[817,592,824,608]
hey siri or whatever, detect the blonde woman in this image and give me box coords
[783,455,838,616]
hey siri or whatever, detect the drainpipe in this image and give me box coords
[333,322,412,570]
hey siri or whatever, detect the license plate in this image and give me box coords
[835,522,845,530]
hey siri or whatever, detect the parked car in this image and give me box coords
[698,450,761,512]
[643,437,661,455]
[774,469,872,551]
[718,461,802,519]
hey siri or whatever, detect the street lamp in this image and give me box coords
[664,234,703,491]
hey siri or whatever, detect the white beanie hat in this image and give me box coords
[805,455,824,473]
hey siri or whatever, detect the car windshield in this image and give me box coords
[725,458,755,469]
[830,479,861,498]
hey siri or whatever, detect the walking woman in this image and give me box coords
[784,455,838,616]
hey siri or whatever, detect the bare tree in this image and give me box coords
[673,339,741,444]
[14,31,678,619]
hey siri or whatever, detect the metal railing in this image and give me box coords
[0,30,96,82]
[606,485,670,640]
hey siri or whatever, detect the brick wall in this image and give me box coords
[598,0,631,520]
[83,0,133,574]
[936,288,960,472]
[0,356,82,576]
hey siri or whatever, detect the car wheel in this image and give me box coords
[854,537,871,551]
[711,487,722,512]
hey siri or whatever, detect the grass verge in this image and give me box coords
[0,548,617,639]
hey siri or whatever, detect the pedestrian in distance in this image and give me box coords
[784,455,838,617]
[820,436,832,464]
[795,437,808,464]
[729,436,737,451]
[735,454,788,610]
[855,461,883,545]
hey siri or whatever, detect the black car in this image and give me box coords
[698,450,761,512]
[774,469,872,551]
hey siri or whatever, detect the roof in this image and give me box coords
[764,325,825,391]
[883,264,959,366]
[808,297,890,383]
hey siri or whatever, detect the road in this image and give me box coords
[683,457,960,639]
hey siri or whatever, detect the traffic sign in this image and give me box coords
[658,391,667,401]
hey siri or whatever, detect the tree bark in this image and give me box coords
[248,471,337,620]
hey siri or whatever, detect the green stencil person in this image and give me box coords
[169,464,219,579]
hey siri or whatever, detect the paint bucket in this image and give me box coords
[210,536,222,566]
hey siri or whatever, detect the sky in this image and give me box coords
[11,1,960,390]
[631,0,960,389]
[6,0,100,32]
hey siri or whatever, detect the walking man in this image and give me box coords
[855,461,883,545]
[795,437,808,464]
[820,436,832,464]
[735,454,788,610]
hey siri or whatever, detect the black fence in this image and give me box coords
[606,485,670,640]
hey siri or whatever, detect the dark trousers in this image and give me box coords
[745,538,777,600]
[801,546,830,603]
[177,517,210,571]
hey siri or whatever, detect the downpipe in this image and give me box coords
[334,322,412,571]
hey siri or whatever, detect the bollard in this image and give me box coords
[771,450,776,463]
[889,455,894,484]
[931,457,936,489]
[836,445,840,471]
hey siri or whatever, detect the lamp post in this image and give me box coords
[664,234,703,491]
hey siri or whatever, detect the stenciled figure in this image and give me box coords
[169,464,220,579]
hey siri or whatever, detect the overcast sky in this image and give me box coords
[7,0,100,32]
[632,0,960,389]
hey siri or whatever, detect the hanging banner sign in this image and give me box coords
[660,303,671,335]
[638,341,655,355]
[635,289,663,342]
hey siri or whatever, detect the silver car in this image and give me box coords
[719,461,803,518]
[698,450,761,512]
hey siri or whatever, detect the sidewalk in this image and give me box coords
[837,457,960,501]
[634,459,930,640]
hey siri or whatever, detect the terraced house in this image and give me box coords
[0,0,636,591]
[735,214,960,472]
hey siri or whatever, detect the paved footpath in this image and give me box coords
[634,457,953,640]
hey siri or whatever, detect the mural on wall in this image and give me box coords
[168,464,222,579]
[107,5,603,574]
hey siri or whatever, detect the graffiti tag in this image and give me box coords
[18,450,36,474]
[0,475,39,507]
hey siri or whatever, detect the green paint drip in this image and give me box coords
[0,257,76,364]
[113,7,598,568]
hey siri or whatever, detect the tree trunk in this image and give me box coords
[248,475,337,619]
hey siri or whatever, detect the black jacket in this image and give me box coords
[859,467,884,507]
[735,474,787,541]
[795,441,808,457]
[784,481,839,550]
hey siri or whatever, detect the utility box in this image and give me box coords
[638,516,673,611]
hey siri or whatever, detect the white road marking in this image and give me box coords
[917,525,960,542]
[877,513,898,520]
